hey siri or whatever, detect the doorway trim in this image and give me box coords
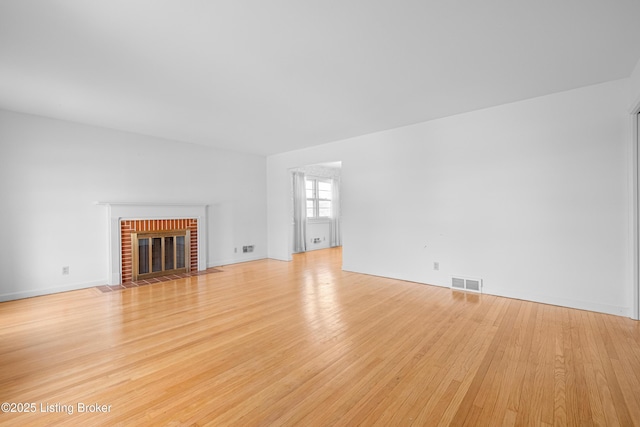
[631,103,640,320]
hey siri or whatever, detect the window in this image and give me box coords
[306,178,332,219]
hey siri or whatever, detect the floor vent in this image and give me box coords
[451,276,482,293]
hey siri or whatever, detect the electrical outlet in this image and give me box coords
[234,247,237,253]
[62,266,69,275]
[433,262,439,271]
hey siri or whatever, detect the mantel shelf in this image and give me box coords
[95,201,208,207]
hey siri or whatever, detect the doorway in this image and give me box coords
[289,161,342,257]
[635,111,640,320]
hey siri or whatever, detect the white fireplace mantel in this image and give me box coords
[96,202,208,285]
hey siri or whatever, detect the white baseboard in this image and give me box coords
[0,280,106,303]
[341,264,631,318]
[208,254,266,268]
[484,287,630,318]
[0,257,268,302]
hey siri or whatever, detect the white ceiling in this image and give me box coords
[1,1,639,156]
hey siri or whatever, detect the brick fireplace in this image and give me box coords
[98,202,208,285]
[120,219,198,283]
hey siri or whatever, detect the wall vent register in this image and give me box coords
[451,276,482,293]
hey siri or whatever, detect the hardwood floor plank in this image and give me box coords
[362,296,507,426]
[590,312,633,426]
[553,317,567,427]
[408,298,506,425]
[578,310,609,426]
[608,316,640,423]
[508,302,539,423]
[448,299,516,426]
[1,248,639,426]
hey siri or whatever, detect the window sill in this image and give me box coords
[307,217,331,224]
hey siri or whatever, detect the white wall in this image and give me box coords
[0,109,266,301]
[305,221,332,251]
[267,78,632,316]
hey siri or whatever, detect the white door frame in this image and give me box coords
[631,103,640,320]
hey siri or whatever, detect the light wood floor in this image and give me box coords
[1,247,639,426]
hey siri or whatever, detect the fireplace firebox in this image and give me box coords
[120,218,198,283]
[131,229,190,281]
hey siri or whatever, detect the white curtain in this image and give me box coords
[330,178,341,247]
[292,171,307,253]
